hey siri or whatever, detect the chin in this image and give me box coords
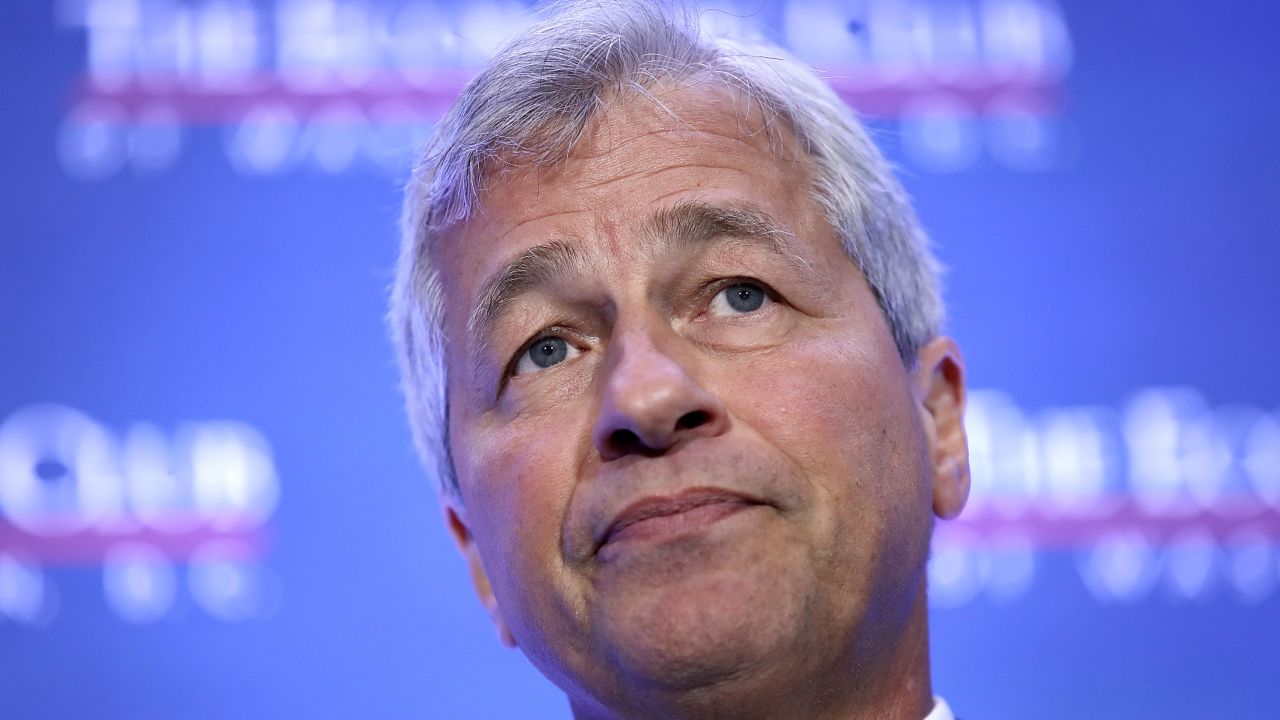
[595,561,813,698]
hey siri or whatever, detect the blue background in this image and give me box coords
[2,1,1278,718]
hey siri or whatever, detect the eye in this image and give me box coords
[708,281,770,317]
[513,335,582,376]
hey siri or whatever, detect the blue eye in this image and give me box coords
[513,336,581,376]
[709,282,768,316]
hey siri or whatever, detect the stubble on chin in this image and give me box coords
[583,521,828,708]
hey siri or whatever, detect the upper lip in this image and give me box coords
[596,487,766,551]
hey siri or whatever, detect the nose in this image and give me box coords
[592,317,729,460]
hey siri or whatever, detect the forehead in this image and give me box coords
[437,83,820,292]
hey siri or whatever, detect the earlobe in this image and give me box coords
[445,502,518,648]
[913,337,971,520]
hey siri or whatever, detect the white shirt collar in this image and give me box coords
[924,697,955,720]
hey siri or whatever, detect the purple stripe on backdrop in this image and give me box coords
[67,67,1062,123]
[940,493,1280,549]
[0,516,270,565]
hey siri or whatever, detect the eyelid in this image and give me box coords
[701,277,780,316]
[502,326,588,382]
[705,275,774,295]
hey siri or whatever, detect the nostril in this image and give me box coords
[607,428,641,454]
[600,410,719,458]
[677,410,711,430]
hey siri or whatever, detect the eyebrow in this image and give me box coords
[466,200,820,371]
[648,201,817,279]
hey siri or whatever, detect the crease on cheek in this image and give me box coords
[730,334,902,498]
[458,437,544,615]
[476,431,597,638]
[465,422,581,558]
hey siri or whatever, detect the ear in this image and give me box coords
[912,337,970,520]
[444,500,517,648]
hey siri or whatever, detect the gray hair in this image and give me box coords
[390,0,944,499]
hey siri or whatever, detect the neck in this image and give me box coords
[570,583,934,720]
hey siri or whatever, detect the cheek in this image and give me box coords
[725,330,929,544]
[455,413,587,618]
[732,332,912,473]
[730,329,934,609]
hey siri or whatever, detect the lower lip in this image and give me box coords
[603,500,756,548]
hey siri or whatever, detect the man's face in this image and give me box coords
[435,84,966,714]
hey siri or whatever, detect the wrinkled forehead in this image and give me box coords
[441,80,804,230]
[439,82,809,256]
[569,78,802,164]
[476,87,803,226]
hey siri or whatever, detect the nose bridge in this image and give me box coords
[594,309,728,459]
[606,310,687,396]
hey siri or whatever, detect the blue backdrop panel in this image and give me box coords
[1,1,1278,718]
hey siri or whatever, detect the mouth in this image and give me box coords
[597,488,766,553]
